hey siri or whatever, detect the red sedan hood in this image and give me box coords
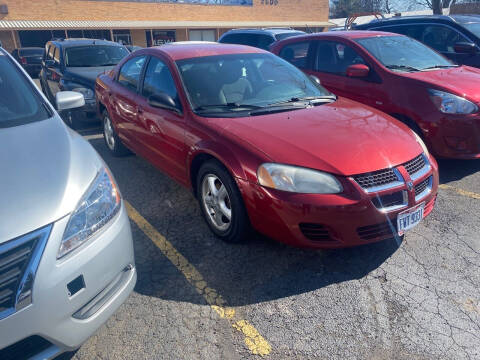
[219,98,422,176]
[402,66,480,103]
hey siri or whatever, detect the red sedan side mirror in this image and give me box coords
[346,64,370,78]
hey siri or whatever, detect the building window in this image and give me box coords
[146,30,176,47]
[113,29,132,45]
[189,29,216,42]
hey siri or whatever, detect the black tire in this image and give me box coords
[197,160,251,243]
[102,110,131,156]
[62,110,82,130]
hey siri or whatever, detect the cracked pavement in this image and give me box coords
[63,124,479,360]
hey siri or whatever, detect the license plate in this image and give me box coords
[397,203,424,235]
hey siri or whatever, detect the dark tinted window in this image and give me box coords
[65,45,129,67]
[19,48,44,56]
[142,57,179,105]
[275,32,305,41]
[279,41,312,69]
[0,55,50,128]
[314,41,366,75]
[220,33,275,50]
[419,25,469,53]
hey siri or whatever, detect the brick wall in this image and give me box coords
[450,3,480,14]
[0,0,328,23]
[0,30,17,51]
[130,29,147,47]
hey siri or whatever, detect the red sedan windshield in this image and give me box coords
[176,53,333,114]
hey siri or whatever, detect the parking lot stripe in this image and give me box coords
[125,201,272,357]
[439,184,480,200]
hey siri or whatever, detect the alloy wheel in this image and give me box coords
[201,174,232,231]
[104,114,115,151]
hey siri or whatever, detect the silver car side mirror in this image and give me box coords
[56,91,85,111]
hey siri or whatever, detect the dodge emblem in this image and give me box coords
[407,181,414,191]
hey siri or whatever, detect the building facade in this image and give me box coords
[0,0,331,51]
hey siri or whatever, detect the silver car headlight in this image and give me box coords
[72,87,94,100]
[58,167,121,259]
[428,89,478,114]
[257,163,343,194]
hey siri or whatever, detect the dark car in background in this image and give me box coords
[218,28,305,50]
[125,45,143,53]
[39,39,129,129]
[354,15,480,68]
[11,47,44,77]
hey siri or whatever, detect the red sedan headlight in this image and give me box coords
[257,163,343,194]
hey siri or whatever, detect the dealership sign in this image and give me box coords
[81,0,253,5]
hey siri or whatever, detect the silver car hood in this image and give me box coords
[0,116,103,243]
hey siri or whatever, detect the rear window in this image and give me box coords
[275,32,305,41]
[19,48,44,56]
[0,54,50,128]
[65,45,129,67]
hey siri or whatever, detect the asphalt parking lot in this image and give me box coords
[47,117,477,360]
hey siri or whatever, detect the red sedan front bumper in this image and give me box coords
[238,155,438,249]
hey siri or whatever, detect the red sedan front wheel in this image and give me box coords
[197,161,250,243]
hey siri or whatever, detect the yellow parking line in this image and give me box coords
[125,201,272,357]
[439,184,480,200]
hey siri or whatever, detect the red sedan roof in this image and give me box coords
[146,42,266,61]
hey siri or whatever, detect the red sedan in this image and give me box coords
[271,31,480,159]
[95,43,438,248]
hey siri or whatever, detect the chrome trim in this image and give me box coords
[410,154,432,182]
[358,168,404,193]
[415,176,433,202]
[375,190,409,213]
[0,225,51,320]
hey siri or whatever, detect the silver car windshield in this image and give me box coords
[0,55,50,128]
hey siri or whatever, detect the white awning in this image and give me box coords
[0,20,335,30]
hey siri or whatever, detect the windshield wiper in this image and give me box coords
[268,95,336,106]
[385,64,420,72]
[194,103,263,111]
[421,64,459,71]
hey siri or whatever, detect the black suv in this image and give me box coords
[39,38,129,128]
[355,15,480,68]
[218,28,305,50]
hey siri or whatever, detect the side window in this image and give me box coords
[142,57,179,106]
[279,41,312,69]
[118,56,146,92]
[256,34,275,50]
[47,45,55,61]
[220,34,243,44]
[418,25,469,53]
[53,47,60,64]
[314,41,366,75]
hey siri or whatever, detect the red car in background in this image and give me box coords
[271,31,480,159]
[96,43,438,248]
